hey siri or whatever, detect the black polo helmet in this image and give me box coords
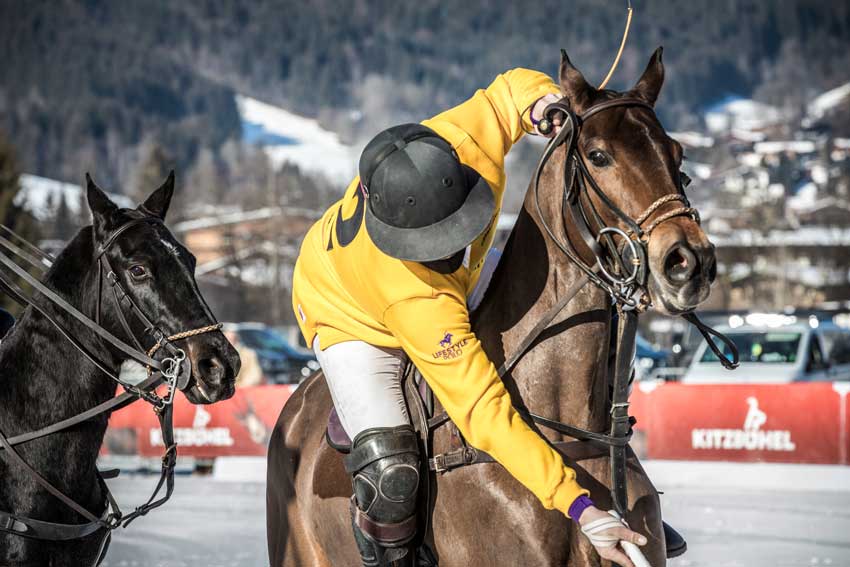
[359,123,495,262]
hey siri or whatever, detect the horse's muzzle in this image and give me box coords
[650,241,716,314]
[185,338,240,404]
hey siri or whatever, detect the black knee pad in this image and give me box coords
[344,424,420,547]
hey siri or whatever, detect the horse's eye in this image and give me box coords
[680,171,692,189]
[588,150,610,168]
[128,265,148,280]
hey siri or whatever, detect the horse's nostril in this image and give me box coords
[663,244,698,284]
[198,356,227,383]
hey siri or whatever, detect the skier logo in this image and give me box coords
[743,396,767,431]
[193,406,212,429]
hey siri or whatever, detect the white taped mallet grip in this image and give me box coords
[607,510,652,567]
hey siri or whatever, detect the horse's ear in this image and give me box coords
[139,170,175,220]
[559,49,594,108]
[631,47,665,106]
[86,173,118,238]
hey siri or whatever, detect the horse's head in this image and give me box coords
[86,173,240,404]
[553,48,715,315]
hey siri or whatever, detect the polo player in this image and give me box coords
[290,68,683,567]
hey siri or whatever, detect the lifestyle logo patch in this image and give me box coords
[433,332,467,360]
[439,332,453,348]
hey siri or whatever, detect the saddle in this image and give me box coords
[324,359,612,489]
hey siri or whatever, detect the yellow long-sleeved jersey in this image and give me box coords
[292,68,589,517]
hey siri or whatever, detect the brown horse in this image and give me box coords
[267,48,716,567]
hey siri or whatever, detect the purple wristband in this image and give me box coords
[568,494,594,523]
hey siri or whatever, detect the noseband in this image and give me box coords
[534,96,699,311]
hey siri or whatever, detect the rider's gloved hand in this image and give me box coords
[530,93,563,137]
[577,505,648,567]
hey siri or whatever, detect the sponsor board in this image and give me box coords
[104,384,297,458]
[690,397,796,452]
[103,381,850,465]
[631,382,847,465]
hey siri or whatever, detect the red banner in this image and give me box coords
[104,384,296,458]
[838,382,850,465]
[631,382,849,465]
[104,382,850,465]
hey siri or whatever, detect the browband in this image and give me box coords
[96,216,163,259]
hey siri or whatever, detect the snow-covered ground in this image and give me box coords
[101,460,850,567]
[236,95,357,183]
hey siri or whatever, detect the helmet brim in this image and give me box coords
[365,165,496,262]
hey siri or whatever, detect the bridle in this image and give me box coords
[93,216,222,398]
[421,95,739,519]
[533,96,700,311]
[0,215,221,552]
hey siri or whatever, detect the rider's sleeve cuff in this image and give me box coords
[501,68,560,135]
[550,469,590,519]
[568,494,595,523]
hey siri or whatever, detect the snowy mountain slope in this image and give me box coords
[235,95,356,183]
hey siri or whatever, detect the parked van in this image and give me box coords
[683,319,850,384]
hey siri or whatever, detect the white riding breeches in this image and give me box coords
[313,337,410,440]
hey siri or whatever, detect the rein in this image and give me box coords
[425,96,739,518]
[0,217,221,544]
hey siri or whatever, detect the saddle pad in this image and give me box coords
[326,408,351,453]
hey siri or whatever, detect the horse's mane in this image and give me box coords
[27,225,98,324]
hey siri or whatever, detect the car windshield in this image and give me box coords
[699,331,801,364]
[240,329,290,351]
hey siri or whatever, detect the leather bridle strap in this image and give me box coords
[683,311,740,370]
[0,371,163,450]
[120,403,178,526]
[0,223,55,266]
[0,396,177,541]
[0,425,114,539]
[0,234,50,275]
[0,251,162,370]
[608,310,637,515]
[94,216,162,260]
[0,269,166,408]
[497,273,591,378]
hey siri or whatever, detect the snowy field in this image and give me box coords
[101,461,850,567]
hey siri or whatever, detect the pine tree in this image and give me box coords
[0,130,41,314]
[132,141,174,204]
[53,191,75,241]
[0,132,22,227]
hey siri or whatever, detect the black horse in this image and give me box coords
[0,174,240,566]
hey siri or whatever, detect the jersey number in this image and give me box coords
[327,188,365,251]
